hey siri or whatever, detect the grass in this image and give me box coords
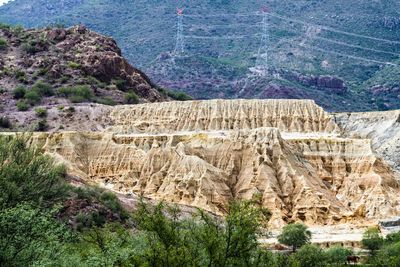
[16,100,29,111]
[35,108,47,118]
[67,61,81,69]
[0,37,7,49]
[124,91,139,104]
[58,85,94,103]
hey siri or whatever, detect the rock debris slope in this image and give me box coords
[28,100,400,227]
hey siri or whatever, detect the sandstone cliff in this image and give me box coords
[335,110,400,174]
[19,99,400,228]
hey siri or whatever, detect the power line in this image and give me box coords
[268,12,400,45]
[298,43,399,66]
[264,24,400,57]
[184,13,257,18]
[184,34,260,39]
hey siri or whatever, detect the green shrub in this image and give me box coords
[0,37,7,49]
[0,117,11,128]
[112,79,126,90]
[35,120,48,131]
[35,108,48,118]
[125,91,139,104]
[167,90,193,101]
[58,85,93,103]
[21,42,36,54]
[59,76,69,83]
[95,97,117,106]
[14,69,26,82]
[32,81,54,96]
[16,100,29,111]
[36,68,49,76]
[67,61,81,69]
[362,227,384,254]
[0,135,67,209]
[24,90,42,105]
[325,246,352,266]
[292,245,326,267]
[386,231,400,244]
[13,86,26,99]
[86,76,106,88]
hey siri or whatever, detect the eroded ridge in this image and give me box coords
[31,125,400,227]
[108,99,340,134]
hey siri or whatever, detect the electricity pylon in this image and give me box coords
[253,6,270,76]
[174,8,185,55]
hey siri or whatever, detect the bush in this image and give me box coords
[35,107,48,118]
[325,246,352,266]
[16,100,29,111]
[167,90,193,101]
[386,231,400,244]
[14,69,26,82]
[0,117,11,128]
[35,120,48,131]
[362,227,384,254]
[58,85,94,103]
[292,245,326,267]
[21,42,37,54]
[67,61,81,69]
[0,204,72,266]
[125,91,139,104]
[32,81,54,96]
[24,90,42,105]
[112,79,126,90]
[95,97,117,106]
[0,37,7,49]
[12,86,26,99]
[278,223,312,252]
[0,135,67,209]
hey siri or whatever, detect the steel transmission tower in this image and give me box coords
[174,8,185,55]
[254,6,270,76]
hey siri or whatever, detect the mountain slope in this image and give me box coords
[0,24,180,131]
[0,0,399,111]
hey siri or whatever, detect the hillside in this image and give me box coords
[0,24,191,131]
[0,0,399,111]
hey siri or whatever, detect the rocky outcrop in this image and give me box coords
[108,99,339,134]
[0,25,169,128]
[282,71,348,95]
[334,110,400,174]
[15,99,400,228]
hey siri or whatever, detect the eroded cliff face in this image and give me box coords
[108,99,339,134]
[334,110,400,174]
[24,100,400,228]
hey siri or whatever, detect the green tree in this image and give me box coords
[0,135,67,210]
[362,227,384,255]
[370,242,400,267]
[133,199,272,267]
[291,244,326,267]
[325,246,352,266]
[277,223,312,252]
[0,204,72,266]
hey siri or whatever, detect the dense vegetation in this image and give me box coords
[1,135,400,266]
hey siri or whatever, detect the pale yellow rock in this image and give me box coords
[6,100,400,228]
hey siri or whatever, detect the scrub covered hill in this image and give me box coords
[0,0,399,111]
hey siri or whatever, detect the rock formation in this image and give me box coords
[22,99,400,228]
